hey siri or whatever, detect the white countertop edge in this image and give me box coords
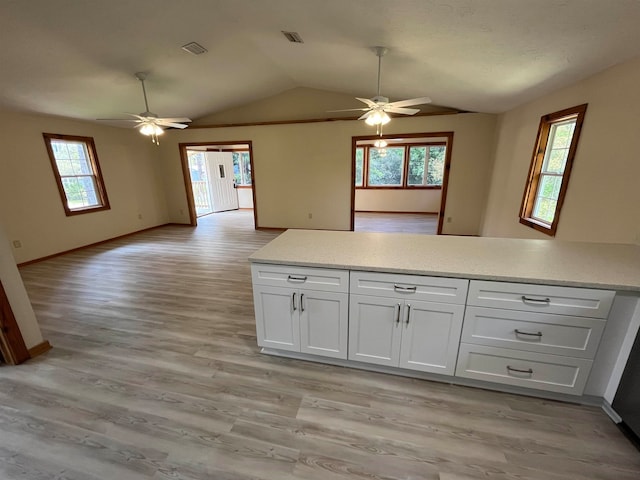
[248,257,639,292]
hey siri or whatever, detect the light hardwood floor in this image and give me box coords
[2,210,639,479]
[355,212,438,234]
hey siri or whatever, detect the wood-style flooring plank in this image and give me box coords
[0,209,636,480]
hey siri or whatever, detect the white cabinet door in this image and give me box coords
[399,300,465,375]
[253,285,299,352]
[349,295,402,366]
[300,291,348,359]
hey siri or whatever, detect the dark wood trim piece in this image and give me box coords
[28,340,52,359]
[356,186,443,190]
[178,145,198,226]
[355,210,439,215]
[17,224,175,267]
[255,227,287,232]
[179,142,258,229]
[437,132,455,235]
[189,110,463,130]
[519,104,588,237]
[0,280,30,365]
[42,133,111,217]
[352,131,454,235]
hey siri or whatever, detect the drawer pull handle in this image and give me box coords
[521,295,550,304]
[507,365,534,375]
[395,303,401,326]
[394,284,417,293]
[514,329,543,338]
[292,292,297,312]
[288,275,308,283]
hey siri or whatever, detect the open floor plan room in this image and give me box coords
[1,211,638,480]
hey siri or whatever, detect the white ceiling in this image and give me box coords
[2,0,640,122]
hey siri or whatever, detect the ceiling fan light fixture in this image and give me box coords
[374,139,388,148]
[139,123,164,136]
[365,110,391,126]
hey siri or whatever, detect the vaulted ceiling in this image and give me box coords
[2,0,640,123]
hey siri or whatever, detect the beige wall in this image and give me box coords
[0,110,169,263]
[355,189,441,213]
[159,112,496,235]
[482,56,640,244]
[0,223,43,349]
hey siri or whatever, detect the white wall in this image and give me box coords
[0,223,43,349]
[355,189,441,213]
[0,110,169,263]
[481,55,640,244]
[238,188,254,209]
[160,112,496,235]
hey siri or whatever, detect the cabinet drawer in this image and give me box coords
[461,307,605,359]
[350,271,468,304]
[455,344,592,395]
[251,264,349,293]
[467,281,614,319]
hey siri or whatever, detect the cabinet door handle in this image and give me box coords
[394,284,417,293]
[292,292,297,311]
[521,295,550,304]
[300,293,305,312]
[405,304,411,326]
[515,329,543,338]
[395,303,401,326]
[507,365,533,375]
[288,275,307,283]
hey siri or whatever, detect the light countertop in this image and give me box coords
[249,230,640,292]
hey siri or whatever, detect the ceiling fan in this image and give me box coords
[98,72,191,144]
[332,47,432,126]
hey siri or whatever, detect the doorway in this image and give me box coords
[351,132,454,235]
[179,142,257,227]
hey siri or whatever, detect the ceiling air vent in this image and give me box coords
[181,42,208,55]
[282,31,304,43]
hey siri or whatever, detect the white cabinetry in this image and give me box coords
[348,272,468,375]
[456,280,614,395]
[252,264,348,359]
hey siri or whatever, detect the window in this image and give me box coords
[520,104,587,236]
[232,151,252,186]
[43,133,110,216]
[355,143,446,189]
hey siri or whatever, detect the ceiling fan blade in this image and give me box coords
[358,111,373,120]
[327,108,370,113]
[156,121,189,129]
[384,107,420,115]
[386,96,432,108]
[156,117,192,123]
[97,118,141,122]
[356,97,378,107]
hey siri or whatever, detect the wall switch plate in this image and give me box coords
[12,240,21,248]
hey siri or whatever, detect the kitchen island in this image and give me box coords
[249,230,640,408]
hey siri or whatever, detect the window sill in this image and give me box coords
[64,205,111,217]
[355,186,442,190]
[519,217,556,236]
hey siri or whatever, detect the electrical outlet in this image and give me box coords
[179,209,184,215]
[12,240,22,248]
[308,213,313,219]
[447,217,452,223]
[137,213,143,220]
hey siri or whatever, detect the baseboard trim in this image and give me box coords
[260,347,604,406]
[355,210,439,215]
[28,340,52,359]
[17,223,177,267]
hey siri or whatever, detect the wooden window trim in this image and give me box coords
[358,142,446,189]
[519,104,587,236]
[43,133,110,216]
